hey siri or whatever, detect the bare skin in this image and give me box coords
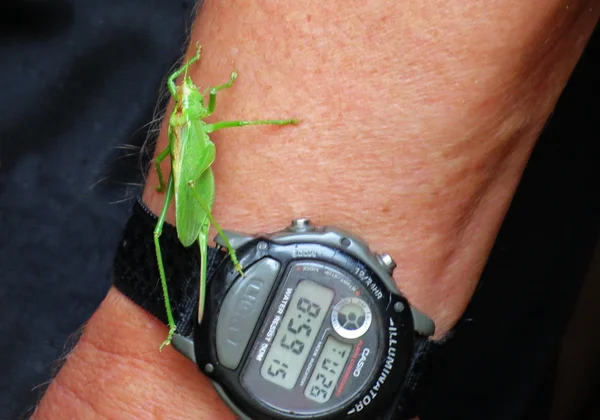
[34,0,598,418]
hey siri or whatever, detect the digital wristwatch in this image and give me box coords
[113,200,439,420]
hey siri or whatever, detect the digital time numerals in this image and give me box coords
[261,280,334,389]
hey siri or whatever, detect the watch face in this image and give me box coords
[194,238,415,420]
[241,261,382,415]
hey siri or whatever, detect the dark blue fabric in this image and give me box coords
[0,1,597,419]
[0,1,195,418]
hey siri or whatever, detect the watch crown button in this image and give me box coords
[377,253,397,273]
[289,218,312,232]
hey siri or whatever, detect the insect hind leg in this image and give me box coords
[205,118,299,133]
[153,175,178,349]
[186,180,244,276]
[154,146,171,192]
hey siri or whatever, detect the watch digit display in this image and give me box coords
[260,280,335,389]
[304,337,352,403]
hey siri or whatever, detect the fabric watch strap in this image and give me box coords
[113,199,226,337]
[112,199,440,420]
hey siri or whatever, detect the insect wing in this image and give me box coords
[171,119,216,189]
[171,120,216,247]
[175,167,215,247]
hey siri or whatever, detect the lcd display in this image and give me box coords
[261,280,334,389]
[304,337,352,403]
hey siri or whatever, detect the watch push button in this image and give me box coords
[216,258,281,370]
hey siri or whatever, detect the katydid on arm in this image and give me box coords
[153,44,298,349]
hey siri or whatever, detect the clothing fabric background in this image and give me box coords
[0,1,598,419]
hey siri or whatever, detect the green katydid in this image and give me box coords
[153,44,298,349]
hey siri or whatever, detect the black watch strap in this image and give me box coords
[113,198,225,337]
[112,199,443,420]
[393,336,439,419]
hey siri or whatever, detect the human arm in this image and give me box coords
[34,1,599,418]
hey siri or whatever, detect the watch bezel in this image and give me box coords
[193,234,416,420]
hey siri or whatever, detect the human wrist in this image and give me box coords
[141,0,596,337]
[33,288,234,419]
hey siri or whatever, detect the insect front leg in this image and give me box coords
[154,146,171,192]
[154,175,178,350]
[206,71,238,116]
[167,43,202,100]
[186,181,244,277]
